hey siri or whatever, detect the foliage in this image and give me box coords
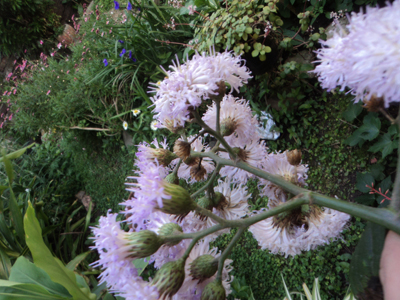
[212,220,364,300]
[0,0,62,56]
[10,0,195,142]
[193,0,281,61]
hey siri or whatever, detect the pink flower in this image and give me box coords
[8,114,13,121]
[3,91,7,96]
[40,40,43,45]
[85,17,88,22]
[46,90,51,95]
[67,70,70,74]
[7,92,11,96]
[57,43,62,49]
[13,89,16,95]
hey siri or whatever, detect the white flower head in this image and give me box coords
[132,108,141,117]
[312,0,400,107]
[151,120,159,130]
[123,121,128,130]
[202,94,261,147]
[249,206,351,257]
[149,48,252,127]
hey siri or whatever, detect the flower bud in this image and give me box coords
[159,182,197,215]
[152,148,178,166]
[363,94,385,112]
[189,254,218,283]
[200,279,226,300]
[286,149,302,166]
[220,117,237,137]
[164,119,185,134]
[165,173,179,185]
[213,192,228,211]
[126,230,164,258]
[184,156,200,166]
[195,196,214,220]
[209,80,227,102]
[190,164,207,181]
[152,258,185,299]
[158,223,183,246]
[231,147,249,162]
[174,140,191,160]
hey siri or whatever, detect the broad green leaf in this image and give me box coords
[355,172,374,193]
[24,203,92,300]
[349,222,386,295]
[66,251,90,271]
[2,151,14,184]
[8,188,25,243]
[133,258,150,276]
[9,257,71,298]
[370,164,385,181]
[368,133,396,158]
[0,281,68,299]
[0,215,20,252]
[0,247,10,280]
[376,176,392,205]
[342,101,363,122]
[0,143,35,163]
[354,194,375,206]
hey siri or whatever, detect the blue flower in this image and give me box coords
[103,58,108,66]
[114,1,120,9]
[132,57,137,62]
[127,2,132,10]
[118,40,124,44]
[120,49,126,57]
[129,51,132,59]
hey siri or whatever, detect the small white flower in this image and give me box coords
[123,121,128,130]
[150,120,159,130]
[25,188,30,193]
[132,109,141,117]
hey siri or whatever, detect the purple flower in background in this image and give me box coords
[132,57,137,62]
[114,1,119,9]
[120,49,126,57]
[118,40,124,43]
[103,58,108,66]
[127,2,132,10]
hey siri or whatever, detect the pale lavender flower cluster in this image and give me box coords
[149,49,252,127]
[91,46,352,299]
[313,0,400,106]
[91,212,159,299]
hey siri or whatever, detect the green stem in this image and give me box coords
[172,159,182,176]
[191,164,222,198]
[189,151,400,234]
[216,100,221,134]
[182,235,201,261]
[192,110,236,159]
[216,227,245,281]
[195,205,227,225]
[390,105,400,214]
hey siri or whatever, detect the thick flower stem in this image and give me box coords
[390,105,400,214]
[191,164,222,198]
[190,151,400,234]
[195,205,227,225]
[192,110,237,159]
[216,227,245,282]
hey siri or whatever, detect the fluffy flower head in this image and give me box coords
[149,49,251,127]
[312,0,400,106]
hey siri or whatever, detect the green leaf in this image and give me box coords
[132,258,150,276]
[376,176,392,204]
[342,102,363,122]
[8,188,25,243]
[0,143,35,163]
[349,222,386,295]
[354,194,375,206]
[356,172,374,193]
[66,252,90,272]
[24,203,92,300]
[251,49,259,57]
[0,281,69,299]
[2,151,14,184]
[368,133,396,158]
[0,247,10,280]
[9,257,71,298]
[280,274,292,300]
